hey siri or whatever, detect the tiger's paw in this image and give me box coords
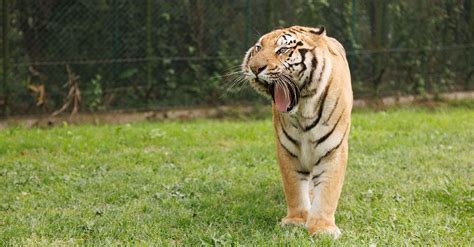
[306,220,342,239]
[280,216,307,227]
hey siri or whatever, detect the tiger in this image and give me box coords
[241,26,352,239]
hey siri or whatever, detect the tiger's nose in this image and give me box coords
[251,65,267,76]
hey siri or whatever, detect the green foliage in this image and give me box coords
[84,75,104,112]
[118,68,138,80]
[2,0,473,114]
[0,104,473,245]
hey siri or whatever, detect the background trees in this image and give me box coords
[1,0,472,115]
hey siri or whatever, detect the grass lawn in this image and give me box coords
[0,102,473,245]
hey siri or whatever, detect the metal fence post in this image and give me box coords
[146,0,153,91]
[244,0,252,50]
[266,0,274,32]
[112,0,120,87]
[348,0,358,75]
[351,0,357,44]
[2,0,10,117]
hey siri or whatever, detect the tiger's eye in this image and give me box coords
[277,47,289,55]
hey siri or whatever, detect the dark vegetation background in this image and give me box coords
[0,0,473,116]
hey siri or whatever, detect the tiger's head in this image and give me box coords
[241,26,328,113]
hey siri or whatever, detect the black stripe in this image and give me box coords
[300,53,318,97]
[290,121,299,129]
[303,113,320,132]
[293,48,308,65]
[300,56,317,91]
[312,170,325,181]
[299,48,309,56]
[282,126,300,146]
[313,123,350,167]
[278,136,298,158]
[297,169,309,181]
[288,62,302,68]
[296,170,310,176]
[303,79,331,132]
[297,49,309,78]
[302,57,329,131]
[313,181,322,187]
[300,90,317,98]
[324,96,340,124]
[313,109,345,146]
[317,56,326,82]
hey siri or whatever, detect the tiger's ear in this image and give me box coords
[309,26,326,37]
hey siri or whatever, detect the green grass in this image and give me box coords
[1,103,473,245]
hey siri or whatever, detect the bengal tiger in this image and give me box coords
[241,26,352,238]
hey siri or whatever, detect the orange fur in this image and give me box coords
[242,26,352,238]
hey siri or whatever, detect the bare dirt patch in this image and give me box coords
[1,91,473,129]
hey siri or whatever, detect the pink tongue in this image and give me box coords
[274,85,290,112]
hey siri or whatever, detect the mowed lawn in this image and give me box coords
[0,103,473,245]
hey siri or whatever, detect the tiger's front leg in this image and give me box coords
[275,141,311,226]
[305,143,348,239]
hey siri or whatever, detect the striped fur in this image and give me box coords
[241,26,352,239]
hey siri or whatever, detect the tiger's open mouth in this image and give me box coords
[268,81,300,113]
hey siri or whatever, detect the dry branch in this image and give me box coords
[50,65,81,117]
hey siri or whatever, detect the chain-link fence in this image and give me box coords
[1,0,473,116]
